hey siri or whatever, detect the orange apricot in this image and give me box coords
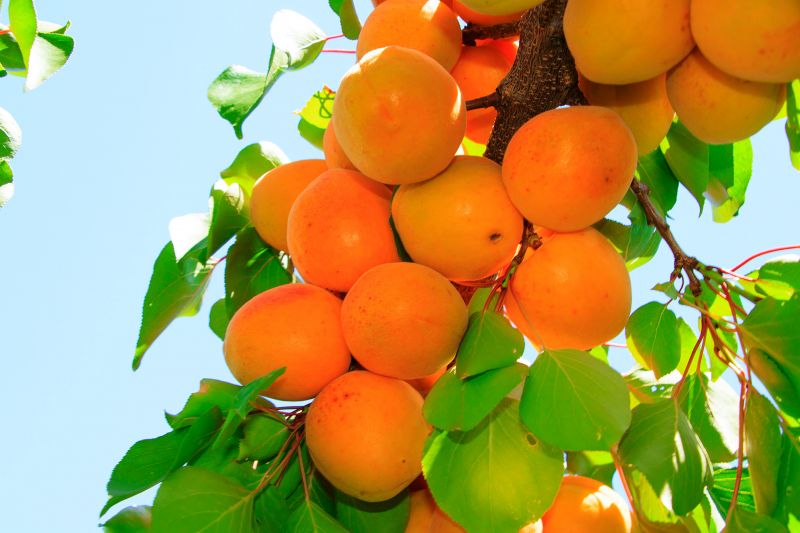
[286,169,400,292]
[541,476,632,533]
[392,156,523,281]
[306,371,429,502]
[579,74,675,155]
[333,46,466,185]
[322,123,356,171]
[223,284,351,401]
[248,159,327,252]
[451,45,513,144]
[666,50,786,145]
[505,228,631,350]
[341,262,469,379]
[452,0,523,25]
[489,38,519,64]
[405,366,447,397]
[405,489,437,532]
[358,0,462,71]
[564,0,693,84]
[691,0,800,83]
[501,106,637,232]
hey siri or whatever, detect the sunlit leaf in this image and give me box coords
[626,301,681,378]
[24,31,74,91]
[0,106,22,158]
[102,505,152,532]
[677,373,739,463]
[707,140,752,223]
[661,120,709,213]
[746,390,782,515]
[8,0,36,66]
[328,0,361,39]
[220,142,288,197]
[456,311,524,378]
[207,180,248,256]
[786,80,800,172]
[636,150,678,216]
[296,86,334,149]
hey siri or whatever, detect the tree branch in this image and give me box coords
[462,21,521,46]
[466,92,500,111]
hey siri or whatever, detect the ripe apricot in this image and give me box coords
[429,506,543,532]
[564,0,693,84]
[306,371,429,502]
[579,74,674,155]
[248,159,327,252]
[405,489,437,532]
[502,106,637,232]
[223,284,351,401]
[333,46,466,185]
[406,366,446,397]
[392,156,523,281]
[666,50,786,145]
[341,262,469,379]
[452,1,523,25]
[456,0,543,16]
[451,46,513,144]
[358,0,462,71]
[505,228,631,350]
[541,476,632,533]
[286,169,400,292]
[691,0,800,83]
[322,123,356,171]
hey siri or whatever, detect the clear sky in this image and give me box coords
[0,1,798,531]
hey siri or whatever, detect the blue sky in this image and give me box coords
[0,1,798,531]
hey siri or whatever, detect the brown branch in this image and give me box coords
[466,92,499,111]
[462,21,521,46]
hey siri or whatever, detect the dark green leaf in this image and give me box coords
[237,414,289,462]
[8,0,36,66]
[102,506,152,532]
[0,106,22,158]
[710,467,755,519]
[456,311,524,378]
[220,142,288,197]
[208,181,249,255]
[725,506,788,533]
[707,140,752,223]
[626,301,681,378]
[775,429,800,527]
[746,390,782,515]
[190,438,265,491]
[328,0,362,39]
[423,365,526,431]
[297,86,334,149]
[520,349,631,450]
[224,227,292,317]
[786,80,799,172]
[424,399,564,532]
[208,65,268,139]
[254,486,294,533]
[208,299,229,341]
[286,499,347,533]
[214,367,286,448]
[166,379,243,429]
[565,451,616,487]
[24,31,74,91]
[678,373,739,463]
[0,31,26,71]
[662,120,709,212]
[151,467,256,533]
[636,150,678,216]
[334,489,410,533]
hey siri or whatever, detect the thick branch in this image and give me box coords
[462,21,521,46]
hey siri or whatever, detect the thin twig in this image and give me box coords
[466,92,500,111]
[462,21,521,46]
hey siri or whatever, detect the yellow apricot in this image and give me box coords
[579,74,675,155]
[248,160,327,252]
[451,46,513,144]
[666,50,785,145]
[322,123,356,171]
[541,476,632,533]
[405,490,437,532]
[223,284,351,401]
[306,371,429,502]
[505,228,631,350]
[286,169,400,292]
[502,106,637,232]
[456,0,544,16]
[374,0,453,6]
[341,262,469,379]
[358,0,462,71]
[691,0,800,83]
[333,46,466,185]
[393,156,523,281]
[452,1,523,25]
[564,0,694,84]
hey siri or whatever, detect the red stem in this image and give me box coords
[728,379,748,516]
[325,34,345,41]
[322,49,357,54]
[730,245,800,272]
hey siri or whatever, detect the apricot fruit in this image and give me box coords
[666,50,786,145]
[248,159,327,252]
[505,228,631,350]
[429,505,543,532]
[691,0,800,83]
[452,1,524,25]
[502,106,637,232]
[405,489,437,532]
[333,46,466,185]
[579,74,675,155]
[341,262,469,379]
[405,366,446,397]
[392,156,523,281]
[358,0,462,71]
[541,476,632,533]
[306,371,429,502]
[286,169,400,292]
[456,0,544,16]
[322,123,356,171]
[451,46,513,144]
[223,284,351,401]
[564,0,694,84]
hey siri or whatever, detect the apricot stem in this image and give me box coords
[462,21,521,46]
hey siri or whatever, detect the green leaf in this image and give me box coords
[133,243,218,369]
[786,80,800,172]
[750,258,800,301]
[626,301,681,378]
[461,136,486,156]
[214,367,286,448]
[618,399,712,515]
[296,86,334,150]
[707,140,753,223]
[270,10,326,71]
[207,181,248,256]
[520,349,631,451]
[594,204,661,271]
[775,429,800,527]
[624,367,677,405]
[334,490,410,533]
[661,120,709,212]
[208,299,229,341]
[151,467,256,533]
[328,0,362,40]
[254,486,294,532]
[710,467,755,519]
[237,414,289,462]
[168,212,211,261]
[0,106,22,158]
[224,227,292,318]
[456,311,524,378]
[8,0,36,66]
[423,364,526,431]
[220,142,288,197]
[565,451,616,487]
[423,399,564,532]
[636,150,678,216]
[286,499,348,533]
[748,348,800,419]
[725,506,788,533]
[190,437,266,491]
[677,373,739,463]
[24,31,74,91]
[102,408,223,516]
[0,160,12,207]
[166,379,243,429]
[208,66,269,140]
[102,506,152,532]
[746,390,782,515]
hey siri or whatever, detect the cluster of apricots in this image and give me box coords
[212,0,707,530]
